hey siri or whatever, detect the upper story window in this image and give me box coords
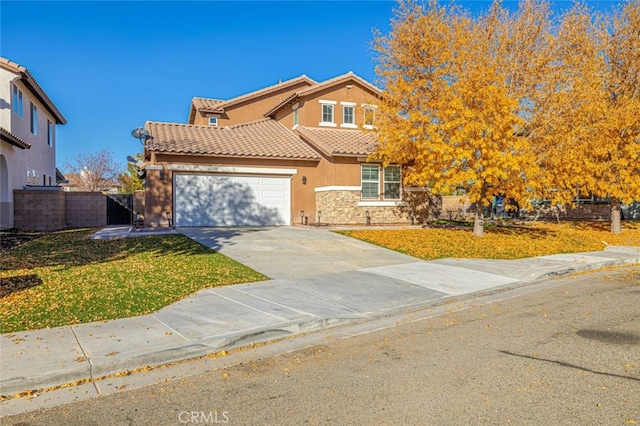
[292,103,299,129]
[361,164,401,200]
[47,120,54,146]
[12,85,23,118]
[341,102,357,128]
[363,105,377,129]
[208,116,219,127]
[30,103,38,135]
[319,100,337,127]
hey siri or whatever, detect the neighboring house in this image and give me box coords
[60,172,121,194]
[144,72,423,227]
[0,57,66,228]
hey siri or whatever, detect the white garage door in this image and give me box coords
[175,174,291,227]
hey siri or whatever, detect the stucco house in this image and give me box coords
[0,57,66,229]
[143,72,430,227]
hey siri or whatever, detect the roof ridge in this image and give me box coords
[228,117,272,129]
[200,75,316,112]
[146,120,226,129]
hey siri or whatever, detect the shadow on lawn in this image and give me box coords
[0,228,252,271]
[484,223,558,239]
[0,274,43,298]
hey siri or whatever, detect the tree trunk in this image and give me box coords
[473,205,484,237]
[611,198,622,234]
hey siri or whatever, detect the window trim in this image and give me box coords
[361,164,380,200]
[47,120,54,147]
[208,115,219,127]
[30,103,38,135]
[292,103,299,129]
[383,165,402,200]
[319,99,337,127]
[362,104,377,129]
[12,85,23,118]
[360,164,402,201]
[341,102,356,128]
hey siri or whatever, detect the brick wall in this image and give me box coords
[521,202,612,221]
[65,192,107,227]
[13,188,109,231]
[13,189,66,231]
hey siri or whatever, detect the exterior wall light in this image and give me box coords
[302,176,307,185]
[166,211,172,228]
[365,210,371,226]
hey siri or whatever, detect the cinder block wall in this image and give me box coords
[13,189,66,231]
[65,192,107,227]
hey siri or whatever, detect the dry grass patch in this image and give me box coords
[338,221,640,260]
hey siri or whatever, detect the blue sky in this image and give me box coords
[1,1,620,173]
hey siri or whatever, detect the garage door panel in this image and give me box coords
[175,174,290,227]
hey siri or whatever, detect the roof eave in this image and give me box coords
[149,149,320,162]
[19,71,67,125]
[0,128,31,149]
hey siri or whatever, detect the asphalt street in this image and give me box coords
[3,266,638,425]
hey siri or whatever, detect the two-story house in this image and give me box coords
[0,57,66,229]
[143,72,422,227]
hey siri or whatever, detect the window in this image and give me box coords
[292,104,299,128]
[322,104,333,123]
[12,85,23,118]
[319,100,336,126]
[383,166,401,199]
[341,102,356,128]
[361,165,379,199]
[363,105,377,129]
[30,103,38,135]
[47,120,54,146]
[361,164,401,200]
[208,116,218,126]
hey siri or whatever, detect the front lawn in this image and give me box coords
[338,221,640,260]
[0,229,267,333]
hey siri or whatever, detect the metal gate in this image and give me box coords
[107,194,133,225]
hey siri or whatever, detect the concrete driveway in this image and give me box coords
[179,226,418,279]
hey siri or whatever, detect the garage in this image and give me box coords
[174,174,291,227]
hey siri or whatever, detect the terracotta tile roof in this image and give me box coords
[0,127,31,149]
[146,119,321,160]
[265,71,384,118]
[191,97,224,111]
[297,126,377,157]
[188,75,316,123]
[0,57,66,124]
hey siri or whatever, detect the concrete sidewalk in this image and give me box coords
[2,226,639,398]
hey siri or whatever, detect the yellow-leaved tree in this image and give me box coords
[374,0,638,235]
[533,1,640,233]
[373,0,552,236]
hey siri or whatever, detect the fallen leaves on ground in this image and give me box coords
[0,229,267,333]
[338,221,640,260]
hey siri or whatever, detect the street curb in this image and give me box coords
[2,255,639,397]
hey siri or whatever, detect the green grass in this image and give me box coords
[0,229,267,333]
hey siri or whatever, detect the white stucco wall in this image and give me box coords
[0,66,59,228]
